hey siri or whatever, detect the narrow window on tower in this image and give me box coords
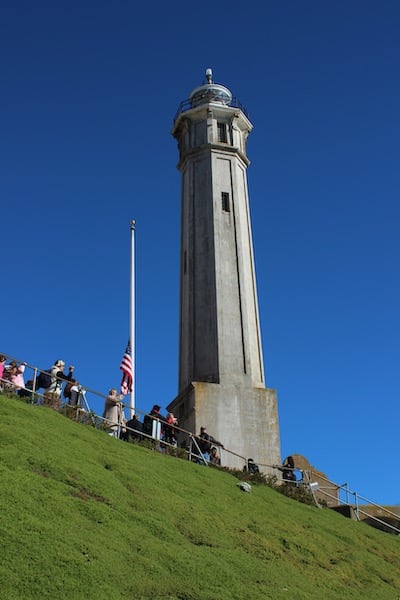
[221,192,230,212]
[217,121,227,143]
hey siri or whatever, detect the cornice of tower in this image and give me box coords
[172,103,252,139]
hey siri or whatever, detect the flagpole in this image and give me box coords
[130,219,135,419]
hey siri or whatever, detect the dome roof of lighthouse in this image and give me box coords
[189,68,232,108]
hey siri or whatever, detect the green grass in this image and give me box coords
[1,394,399,599]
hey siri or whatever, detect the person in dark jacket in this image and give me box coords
[195,426,224,462]
[142,404,163,440]
[123,414,143,442]
[278,455,297,483]
[243,458,260,474]
[164,412,178,446]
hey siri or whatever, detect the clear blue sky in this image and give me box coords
[1,2,399,505]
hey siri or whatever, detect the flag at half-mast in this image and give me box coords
[120,341,133,395]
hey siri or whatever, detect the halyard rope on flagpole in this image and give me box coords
[130,219,135,419]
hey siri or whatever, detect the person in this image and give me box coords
[278,455,297,483]
[209,446,221,466]
[71,383,85,408]
[1,362,13,388]
[102,388,124,437]
[195,426,224,463]
[122,413,143,443]
[244,458,260,474]
[143,404,164,440]
[42,360,75,410]
[164,412,178,446]
[63,379,76,402]
[2,360,26,391]
[0,354,6,387]
[64,379,84,408]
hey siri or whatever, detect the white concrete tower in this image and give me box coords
[168,69,280,471]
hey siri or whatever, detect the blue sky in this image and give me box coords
[1,1,399,505]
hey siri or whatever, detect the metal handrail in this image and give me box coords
[2,350,399,536]
[304,469,400,535]
[0,351,247,469]
[261,463,400,535]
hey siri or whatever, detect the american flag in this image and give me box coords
[120,341,133,395]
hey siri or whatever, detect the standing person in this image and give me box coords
[282,456,297,483]
[276,456,297,483]
[2,360,26,391]
[164,412,178,447]
[64,379,86,408]
[102,388,124,437]
[43,360,75,410]
[63,379,76,403]
[143,404,163,440]
[70,382,85,408]
[0,354,6,387]
[122,413,143,443]
[196,426,224,463]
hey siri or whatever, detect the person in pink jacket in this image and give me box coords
[2,360,26,390]
[0,354,6,383]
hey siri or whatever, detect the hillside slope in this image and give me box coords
[0,394,399,600]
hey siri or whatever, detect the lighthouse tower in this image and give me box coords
[168,70,280,471]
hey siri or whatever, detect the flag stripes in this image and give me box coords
[120,341,133,395]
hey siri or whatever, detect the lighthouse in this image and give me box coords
[168,69,280,470]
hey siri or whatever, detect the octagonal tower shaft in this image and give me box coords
[174,104,265,391]
[169,74,280,471]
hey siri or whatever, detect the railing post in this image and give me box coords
[188,436,193,462]
[344,482,349,505]
[354,492,360,520]
[32,368,38,404]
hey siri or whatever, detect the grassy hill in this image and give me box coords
[1,394,399,600]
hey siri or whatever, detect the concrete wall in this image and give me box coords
[168,381,280,472]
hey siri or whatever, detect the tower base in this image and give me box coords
[167,382,281,472]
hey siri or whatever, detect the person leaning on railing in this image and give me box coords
[275,455,297,483]
[196,426,224,462]
[243,458,260,474]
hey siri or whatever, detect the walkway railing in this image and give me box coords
[1,351,399,537]
[0,352,245,468]
[306,470,400,534]
[269,464,400,536]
